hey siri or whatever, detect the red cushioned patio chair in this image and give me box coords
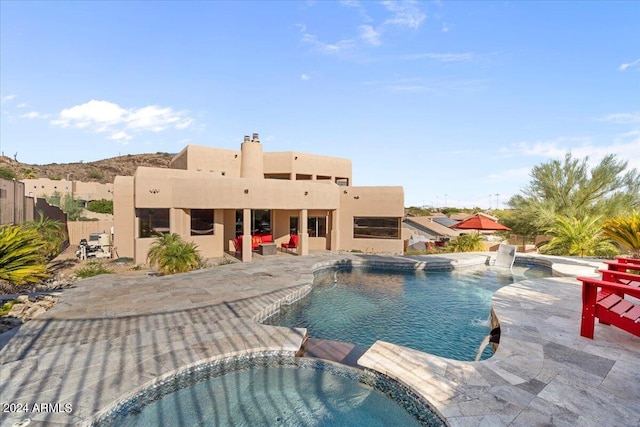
[281,234,299,253]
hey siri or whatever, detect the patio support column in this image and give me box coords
[298,208,309,256]
[330,209,340,251]
[242,208,252,262]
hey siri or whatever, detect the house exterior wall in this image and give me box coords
[338,186,404,254]
[169,145,242,177]
[22,178,113,201]
[114,135,404,263]
[113,176,135,259]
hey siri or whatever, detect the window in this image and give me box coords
[289,216,298,234]
[353,217,400,239]
[236,209,272,236]
[308,216,327,237]
[252,209,271,234]
[191,209,214,236]
[137,208,170,238]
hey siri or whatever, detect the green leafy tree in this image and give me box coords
[540,215,618,257]
[87,199,113,214]
[0,225,50,285]
[602,210,640,257]
[447,233,484,253]
[147,233,203,275]
[23,213,67,260]
[508,153,640,234]
[45,191,62,208]
[62,194,83,221]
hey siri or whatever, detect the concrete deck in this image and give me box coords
[0,252,638,426]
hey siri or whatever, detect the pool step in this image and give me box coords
[301,338,369,369]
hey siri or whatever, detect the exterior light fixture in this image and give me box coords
[354,195,360,199]
[295,156,298,160]
[304,191,308,195]
[343,190,348,194]
[244,189,249,194]
[149,188,160,194]
[234,154,238,158]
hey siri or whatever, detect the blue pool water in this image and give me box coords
[97,356,443,427]
[264,265,549,361]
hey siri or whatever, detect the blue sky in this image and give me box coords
[1,1,638,209]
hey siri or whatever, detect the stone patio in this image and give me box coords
[0,252,638,426]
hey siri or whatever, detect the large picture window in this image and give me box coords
[235,209,272,236]
[353,217,400,239]
[137,208,170,238]
[308,216,327,237]
[191,209,214,236]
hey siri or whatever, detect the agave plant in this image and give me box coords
[602,210,640,257]
[0,225,50,285]
[540,215,618,257]
[147,233,203,275]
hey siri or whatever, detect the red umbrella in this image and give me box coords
[451,214,510,231]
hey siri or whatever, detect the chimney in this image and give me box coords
[240,132,264,178]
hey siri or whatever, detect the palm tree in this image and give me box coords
[447,233,484,253]
[0,225,50,285]
[602,210,640,257]
[23,212,67,260]
[147,233,202,275]
[540,215,618,257]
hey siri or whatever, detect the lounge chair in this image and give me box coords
[578,275,640,339]
[493,243,516,271]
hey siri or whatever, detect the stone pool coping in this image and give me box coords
[0,252,638,426]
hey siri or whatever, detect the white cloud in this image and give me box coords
[601,112,640,124]
[302,33,355,54]
[50,99,194,140]
[1,94,17,103]
[382,0,426,30]
[126,105,191,131]
[19,111,49,119]
[441,22,449,32]
[300,73,311,81]
[108,131,132,142]
[359,25,382,46]
[52,100,127,130]
[500,136,640,171]
[17,102,27,108]
[619,58,640,71]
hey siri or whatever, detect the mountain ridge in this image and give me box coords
[0,153,174,184]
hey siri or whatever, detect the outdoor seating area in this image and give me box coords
[233,233,273,253]
[578,256,640,339]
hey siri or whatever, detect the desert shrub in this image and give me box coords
[87,199,113,214]
[75,262,113,278]
[0,167,17,180]
[87,170,103,180]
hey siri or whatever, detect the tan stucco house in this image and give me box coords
[114,133,404,263]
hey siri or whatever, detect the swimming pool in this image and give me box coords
[264,264,550,361]
[94,354,445,427]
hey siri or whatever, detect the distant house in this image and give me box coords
[403,216,460,242]
[114,133,405,263]
[21,178,113,205]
